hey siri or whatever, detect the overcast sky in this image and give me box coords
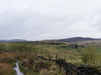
[0,0,101,40]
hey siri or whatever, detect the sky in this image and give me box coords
[0,0,101,40]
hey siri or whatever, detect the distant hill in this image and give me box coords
[40,37,101,45]
[0,39,27,42]
[59,37,101,43]
[0,37,101,44]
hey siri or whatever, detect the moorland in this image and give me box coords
[0,37,101,75]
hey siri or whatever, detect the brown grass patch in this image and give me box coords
[0,62,14,75]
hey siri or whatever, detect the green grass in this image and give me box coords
[0,42,101,75]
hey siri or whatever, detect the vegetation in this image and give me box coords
[0,42,101,75]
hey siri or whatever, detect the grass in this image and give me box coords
[0,42,101,75]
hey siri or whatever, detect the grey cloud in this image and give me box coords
[0,0,101,40]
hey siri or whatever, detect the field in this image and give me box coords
[0,42,101,75]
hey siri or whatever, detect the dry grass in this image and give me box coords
[0,63,15,75]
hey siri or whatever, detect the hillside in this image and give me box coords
[0,39,27,43]
[58,37,101,43]
[41,37,101,45]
